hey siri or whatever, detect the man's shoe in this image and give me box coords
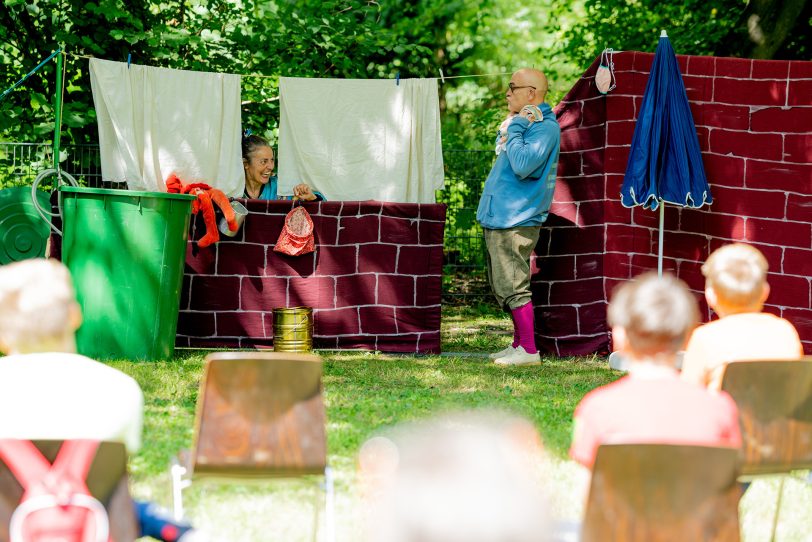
[494,346,541,366]
[489,345,516,360]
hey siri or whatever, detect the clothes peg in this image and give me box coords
[439,68,445,84]
[127,53,131,69]
[396,72,400,86]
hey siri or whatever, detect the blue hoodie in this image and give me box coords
[476,103,560,229]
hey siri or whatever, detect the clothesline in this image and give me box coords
[64,51,510,84]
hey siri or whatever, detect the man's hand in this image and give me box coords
[293,183,317,201]
[518,105,544,123]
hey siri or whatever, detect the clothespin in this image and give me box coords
[127,53,131,69]
[396,72,400,86]
[439,68,445,84]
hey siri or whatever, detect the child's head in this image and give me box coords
[702,243,769,314]
[358,411,550,542]
[0,259,81,354]
[608,272,699,361]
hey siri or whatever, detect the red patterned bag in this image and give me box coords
[274,204,315,256]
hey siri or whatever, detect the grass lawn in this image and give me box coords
[108,306,811,541]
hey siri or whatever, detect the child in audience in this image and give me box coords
[681,243,804,390]
[570,272,742,470]
[0,259,204,542]
[358,411,552,542]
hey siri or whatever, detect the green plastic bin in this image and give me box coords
[59,186,196,360]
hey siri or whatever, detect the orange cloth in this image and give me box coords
[681,312,804,390]
[165,173,237,248]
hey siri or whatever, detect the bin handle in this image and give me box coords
[31,168,78,236]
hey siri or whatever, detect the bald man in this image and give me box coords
[476,68,560,366]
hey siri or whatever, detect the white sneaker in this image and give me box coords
[494,345,541,366]
[489,345,517,360]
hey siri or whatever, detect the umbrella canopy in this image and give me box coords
[620,32,712,211]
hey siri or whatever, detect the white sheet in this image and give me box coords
[89,58,243,195]
[278,77,444,203]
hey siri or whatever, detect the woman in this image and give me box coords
[242,134,324,201]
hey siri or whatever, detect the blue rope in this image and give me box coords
[0,48,62,103]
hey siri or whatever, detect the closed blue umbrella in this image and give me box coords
[620,30,712,275]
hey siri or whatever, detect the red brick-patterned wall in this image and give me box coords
[177,200,446,353]
[542,52,812,355]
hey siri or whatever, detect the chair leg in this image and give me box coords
[770,476,786,542]
[170,462,190,522]
[324,466,335,542]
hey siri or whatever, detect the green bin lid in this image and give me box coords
[58,185,197,201]
[0,187,52,264]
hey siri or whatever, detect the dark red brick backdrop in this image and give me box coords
[541,52,812,355]
[177,200,446,353]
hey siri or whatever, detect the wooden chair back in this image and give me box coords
[582,444,741,542]
[720,359,812,475]
[191,351,326,478]
[0,440,138,541]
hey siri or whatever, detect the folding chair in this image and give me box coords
[719,358,812,540]
[581,444,742,542]
[170,351,333,541]
[0,440,139,541]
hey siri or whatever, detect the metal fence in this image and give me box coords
[0,142,494,301]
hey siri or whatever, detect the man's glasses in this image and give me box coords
[508,83,536,93]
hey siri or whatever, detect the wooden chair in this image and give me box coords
[719,358,812,540]
[581,444,742,542]
[170,351,333,541]
[0,440,139,542]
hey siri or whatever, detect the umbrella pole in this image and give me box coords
[657,201,665,277]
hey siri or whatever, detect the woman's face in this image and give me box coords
[244,145,275,186]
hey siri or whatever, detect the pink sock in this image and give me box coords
[511,302,538,354]
[511,311,520,348]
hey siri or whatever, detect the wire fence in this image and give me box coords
[0,142,494,302]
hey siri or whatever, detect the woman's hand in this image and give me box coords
[293,183,317,201]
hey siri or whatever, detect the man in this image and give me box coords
[0,258,202,542]
[476,68,561,366]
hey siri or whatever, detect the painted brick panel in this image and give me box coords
[789,61,812,78]
[217,243,265,276]
[240,276,287,311]
[710,186,786,219]
[336,274,377,307]
[715,57,752,78]
[751,60,789,79]
[751,107,812,133]
[745,160,812,193]
[176,311,215,337]
[359,306,397,334]
[687,55,714,76]
[179,275,191,310]
[680,211,746,240]
[607,96,636,122]
[577,200,605,226]
[784,248,812,277]
[580,99,606,128]
[289,276,336,308]
[243,213,284,244]
[556,101,583,131]
[604,253,633,280]
[605,224,653,254]
[576,254,603,279]
[419,220,445,245]
[788,80,812,106]
[578,302,608,337]
[549,277,603,305]
[783,309,812,341]
[266,249,316,277]
[535,255,576,281]
[415,276,442,307]
[315,307,360,336]
[677,260,706,292]
[604,146,631,175]
[682,75,713,102]
[396,307,441,335]
[582,149,605,176]
[606,121,636,146]
[709,130,782,161]
[561,125,605,150]
[746,218,811,249]
[696,103,750,130]
[217,311,265,338]
[380,216,419,244]
[787,194,812,223]
[702,154,745,187]
[397,246,431,275]
[713,78,785,106]
[630,254,677,276]
[784,134,812,163]
[766,274,811,309]
[357,244,397,273]
[313,216,339,246]
[189,276,241,310]
[339,215,381,244]
[560,176,605,203]
[315,245,358,275]
[185,244,216,275]
[537,305,578,338]
[660,231,709,262]
[378,274,416,306]
[549,225,606,255]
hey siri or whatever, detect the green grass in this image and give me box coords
[105,306,811,541]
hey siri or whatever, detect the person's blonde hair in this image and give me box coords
[608,272,699,356]
[0,259,77,351]
[701,243,768,308]
[359,411,551,542]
